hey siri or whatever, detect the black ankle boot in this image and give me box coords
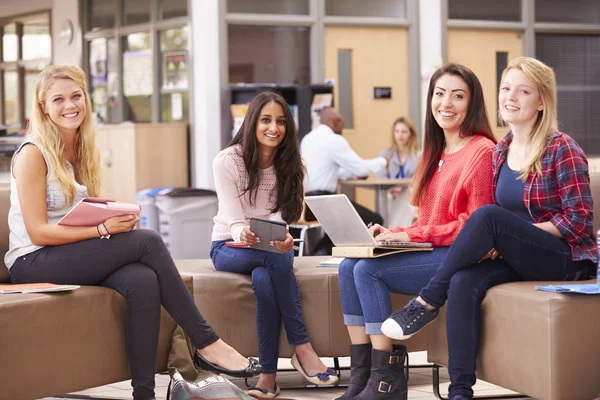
[335,343,372,400]
[351,345,407,400]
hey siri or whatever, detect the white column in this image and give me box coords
[52,0,82,66]
[419,0,444,131]
[189,0,227,190]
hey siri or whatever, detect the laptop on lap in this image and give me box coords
[304,194,432,258]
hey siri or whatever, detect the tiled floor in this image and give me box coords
[42,352,527,400]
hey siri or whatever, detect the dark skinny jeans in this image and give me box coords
[9,229,219,400]
[418,205,592,399]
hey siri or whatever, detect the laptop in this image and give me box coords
[304,194,431,249]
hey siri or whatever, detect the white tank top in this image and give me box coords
[5,140,88,269]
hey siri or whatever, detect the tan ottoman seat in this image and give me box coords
[0,276,193,400]
[176,256,430,359]
[427,280,600,400]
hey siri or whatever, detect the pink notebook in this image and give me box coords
[58,197,141,227]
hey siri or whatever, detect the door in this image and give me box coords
[448,29,523,139]
[324,26,409,211]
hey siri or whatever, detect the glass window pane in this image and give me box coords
[90,38,108,123]
[124,0,150,25]
[3,24,17,62]
[448,0,521,21]
[160,0,188,19]
[228,25,310,84]
[25,71,40,120]
[326,0,406,18]
[160,28,189,122]
[4,71,19,126]
[89,0,116,31]
[536,34,600,155]
[107,38,120,123]
[161,92,189,122]
[23,17,51,60]
[228,0,309,15]
[123,33,152,122]
[535,0,600,24]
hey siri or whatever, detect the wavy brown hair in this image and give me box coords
[411,63,496,206]
[228,92,304,223]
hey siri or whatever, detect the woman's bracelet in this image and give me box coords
[96,224,102,238]
[98,223,111,239]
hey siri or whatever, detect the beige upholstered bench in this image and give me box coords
[427,279,600,400]
[175,256,430,359]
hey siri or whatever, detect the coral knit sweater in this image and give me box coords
[391,134,495,247]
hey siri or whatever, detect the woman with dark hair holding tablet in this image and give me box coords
[210,92,338,399]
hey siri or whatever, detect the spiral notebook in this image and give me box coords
[58,197,141,227]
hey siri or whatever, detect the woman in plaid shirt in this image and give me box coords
[382,57,597,400]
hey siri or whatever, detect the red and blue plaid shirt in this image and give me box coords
[492,131,597,263]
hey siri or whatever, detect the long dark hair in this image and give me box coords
[411,63,496,205]
[228,92,304,223]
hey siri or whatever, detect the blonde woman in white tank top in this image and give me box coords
[7,65,262,400]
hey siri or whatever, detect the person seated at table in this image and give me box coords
[335,63,496,400]
[377,117,421,227]
[301,107,386,254]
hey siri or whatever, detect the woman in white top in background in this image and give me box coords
[377,117,421,227]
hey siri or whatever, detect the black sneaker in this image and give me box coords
[381,298,439,340]
[449,396,472,400]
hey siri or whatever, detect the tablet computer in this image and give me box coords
[250,217,287,253]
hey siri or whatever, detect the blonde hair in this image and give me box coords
[29,64,100,205]
[499,57,558,180]
[388,117,420,160]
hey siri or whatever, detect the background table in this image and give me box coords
[339,178,412,223]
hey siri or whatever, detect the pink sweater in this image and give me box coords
[391,135,495,246]
[212,145,283,242]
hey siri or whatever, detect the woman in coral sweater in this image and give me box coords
[336,64,497,400]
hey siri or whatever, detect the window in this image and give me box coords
[160,0,188,19]
[123,0,151,25]
[536,34,600,155]
[2,24,17,63]
[325,0,406,18]
[228,0,309,15]
[228,25,310,84]
[22,18,51,60]
[160,27,189,122]
[4,71,18,126]
[535,0,600,24]
[84,0,189,123]
[448,0,521,22]
[89,0,116,31]
[0,13,51,131]
[123,32,152,122]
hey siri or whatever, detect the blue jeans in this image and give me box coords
[338,248,450,335]
[418,205,592,398]
[210,240,310,373]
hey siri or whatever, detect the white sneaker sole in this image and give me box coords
[381,318,413,340]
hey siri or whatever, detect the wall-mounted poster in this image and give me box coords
[163,51,188,91]
[123,49,153,97]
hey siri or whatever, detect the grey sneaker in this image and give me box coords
[381,298,439,340]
